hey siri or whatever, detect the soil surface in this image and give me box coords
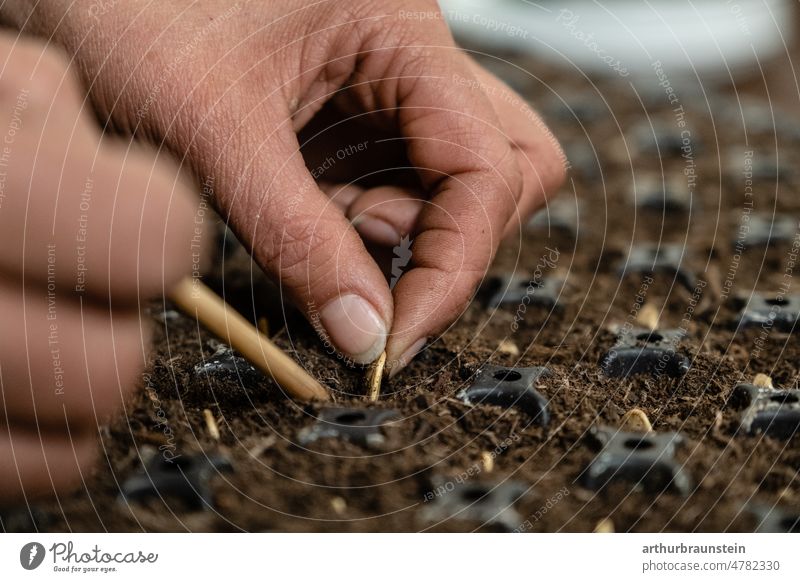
[4,49,800,533]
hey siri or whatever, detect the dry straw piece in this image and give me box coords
[620,408,653,433]
[203,408,221,441]
[366,351,387,401]
[170,278,330,402]
[752,373,774,389]
[481,451,495,473]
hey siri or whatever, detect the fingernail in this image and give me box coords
[388,337,427,378]
[320,294,387,365]
[352,215,401,246]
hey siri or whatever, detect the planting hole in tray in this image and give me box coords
[298,407,400,449]
[422,479,528,532]
[120,453,233,511]
[735,293,800,333]
[580,426,691,495]
[457,364,551,427]
[730,383,800,439]
[600,327,690,378]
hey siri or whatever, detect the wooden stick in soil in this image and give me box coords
[169,278,330,402]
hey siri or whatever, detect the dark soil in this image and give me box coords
[4,51,800,533]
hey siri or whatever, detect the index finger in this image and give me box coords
[362,42,525,369]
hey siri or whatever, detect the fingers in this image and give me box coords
[215,115,394,365]
[351,29,524,368]
[0,425,96,501]
[320,183,423,247]
[347,185,422,246]
[467,62,567,237]
[0,38,201,304]
[0,280,146,430]
[319,182,363,211]
[340,10,566,371]
[0,34,200,503]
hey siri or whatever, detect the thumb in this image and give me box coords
[217,124,392,365]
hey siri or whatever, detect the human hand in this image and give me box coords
[0,35,200,501]
[5,0,566,372]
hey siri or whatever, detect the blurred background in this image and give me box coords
[434,0,800,256]
[441,0,795,97]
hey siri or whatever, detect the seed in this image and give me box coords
[481,451,494,473]
[331,497,347,515]
[593,518,615,533]
[203,409,221,441]
[620,408,653,433]
[366,351,387,402]
[498,339,520,356]
[636,304,660,332]
[753,373,773,389]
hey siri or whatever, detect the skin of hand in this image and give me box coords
[3,0,566,374]
[0,35,201,501]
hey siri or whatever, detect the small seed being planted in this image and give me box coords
[753,373,773,389]
[620,408,653,433]
[593,517,615,533]
[203,409,221,441]
[366,351,387,402]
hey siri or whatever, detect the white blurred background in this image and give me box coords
[440,0,793,80]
